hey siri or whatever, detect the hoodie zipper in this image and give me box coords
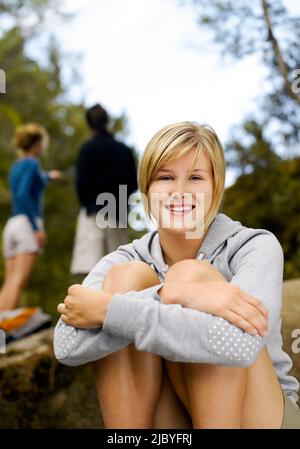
[148,262,165,282]
[148,252,205,282]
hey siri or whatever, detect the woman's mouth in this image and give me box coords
[164,204,195,216]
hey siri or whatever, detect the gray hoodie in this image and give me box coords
[53,213,299,405]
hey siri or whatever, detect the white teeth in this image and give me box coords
[166,206,193,212]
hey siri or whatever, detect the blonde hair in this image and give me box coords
[12,122,49,153]
[138,121,226,229]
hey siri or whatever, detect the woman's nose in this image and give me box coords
[170,180,191,199]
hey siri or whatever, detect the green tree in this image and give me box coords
[181,0,300,278]
[0,2,136,319]
[222,120,300,279]
[181,0,300,145]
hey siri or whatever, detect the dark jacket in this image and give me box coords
[75,130,138,223]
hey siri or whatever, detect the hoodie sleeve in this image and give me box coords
[53,250,164,366]
[102,233,284,368]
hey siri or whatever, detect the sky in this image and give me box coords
[29,0,300,187]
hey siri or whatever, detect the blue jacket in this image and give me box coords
[9,157,50,230]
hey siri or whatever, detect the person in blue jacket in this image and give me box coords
[0,123,62,311]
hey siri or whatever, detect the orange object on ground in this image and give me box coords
[0,307,38,332]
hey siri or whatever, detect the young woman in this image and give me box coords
[0,123,62,311]
[54,122,300,429]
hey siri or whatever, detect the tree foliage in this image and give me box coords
[0,2,135,318]
[181,0,300,278]
[181,0,300,145]
[222,120,300,279]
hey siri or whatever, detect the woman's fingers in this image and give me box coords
[61,314,69,324]
[242,293,269,319]
[230,301,267,337]
[58,303,71,324]
[223,310,258,336]
[57,303,66,314]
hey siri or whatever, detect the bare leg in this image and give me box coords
[152,360,193,429]
[163,259,284,429]
[2,256,17,284]
[0,256,16,310]
[0,252,38,311]
[92,261,193,429]
[92,261,164,428]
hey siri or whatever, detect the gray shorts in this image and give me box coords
[2,215,43,258]
[281,391,300,429]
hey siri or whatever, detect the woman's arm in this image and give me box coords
[158,279,268,337]
[101,233,283,367]
[53,250,163,366]
[15,159,39,231]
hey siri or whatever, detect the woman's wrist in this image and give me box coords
[160,281,213,311]
[158,282,187,306]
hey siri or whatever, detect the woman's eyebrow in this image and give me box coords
[157,168,208,173]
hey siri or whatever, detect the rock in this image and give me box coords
[0,328,103,428]
[281,279,300,406]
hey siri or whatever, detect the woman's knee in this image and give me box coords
[165,259,225,283]
[104,261,161,291]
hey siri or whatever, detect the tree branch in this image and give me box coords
[261,0,300,105]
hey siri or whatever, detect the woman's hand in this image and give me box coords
[57,284,112,328]
[159,281,268,337]
[48,169,62,180]
[35,230,47,248]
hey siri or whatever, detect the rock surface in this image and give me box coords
[281,279,300,405]
[0,328,103,428]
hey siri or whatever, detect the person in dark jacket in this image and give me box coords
[70,104,138,275]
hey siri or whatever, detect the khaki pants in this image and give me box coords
[70,208,129,275]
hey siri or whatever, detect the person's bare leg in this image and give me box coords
[152,359,193,429]
[163,259,284,429]
[4,256,17,281]
[240,346,284,428]
[0,256,16,310]
[92,261,165,429]
[0,252,38,310]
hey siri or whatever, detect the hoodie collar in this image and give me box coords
[197,213,242,260]
[132,213,243,273]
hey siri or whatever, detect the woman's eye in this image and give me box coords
[157,176,203,181]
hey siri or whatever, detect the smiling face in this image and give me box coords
[148,148,214,238]
[138,122,226,239]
